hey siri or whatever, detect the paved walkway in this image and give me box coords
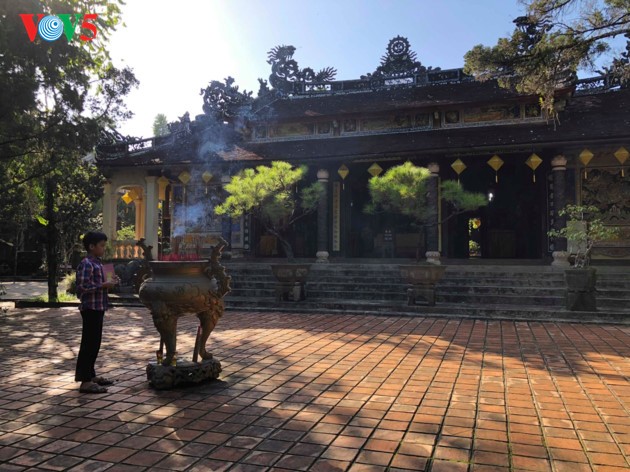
[1,308,629,471]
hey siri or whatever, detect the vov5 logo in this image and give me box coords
[19,14,98,42]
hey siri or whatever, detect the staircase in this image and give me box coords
[223,262,630,323]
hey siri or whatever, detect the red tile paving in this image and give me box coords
[1,307,629,471]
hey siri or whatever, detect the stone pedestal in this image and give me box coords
[146,358,222,390]
[316,250,329,263]
[425,251,441,265]
[551,251,570,268]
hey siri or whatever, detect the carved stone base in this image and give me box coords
[425,251,441,265]
[566,290,596,312]
[551,251,570,268]
[316,251,329,263]
[146,358,222,390]
[275,282,306,301]
[407,286,437,306]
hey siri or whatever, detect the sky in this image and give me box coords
[105,0,618,139]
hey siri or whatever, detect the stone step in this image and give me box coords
[224,297,630,324]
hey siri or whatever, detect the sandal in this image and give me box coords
[92,376,115,386]
[80,382,108,394]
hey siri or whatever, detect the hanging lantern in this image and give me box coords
[202,171,213,194]
[157,176,169,201]
[487,155,504,183]
[338,164,349,189]
[178,171,191,185]
[579,149,594,179]
[451,159,467,183]
[367,163,383,177]
[614,147,629,177]
[127,189,139,201]
[122,192,133,205]
[525,153,543,183]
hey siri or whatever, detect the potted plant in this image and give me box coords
[215,161,323,301]
[366,162,487,305]
[548,204,619,311]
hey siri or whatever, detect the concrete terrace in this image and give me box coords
[1,307,629,471]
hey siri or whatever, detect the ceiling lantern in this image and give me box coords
[525,153,543,183]
[487,155,504,183]
[338,164,349,189]
[178,171,191,185]
[121,192,133,205]
[202,171,213,194]
[614,147,629,177]
[451,158,467,183]
[579,149,594,179]
[367,163,383,177]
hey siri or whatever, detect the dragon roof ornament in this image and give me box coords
[266,45,337,94]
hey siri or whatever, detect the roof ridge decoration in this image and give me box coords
[362,36,437,80]
[266,45,337,94]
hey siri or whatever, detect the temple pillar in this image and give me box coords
[316,169,330,263]
[102,181,116,241]
[144,176,159,250]
[551,155,570,267]
[134,192,145,241]
[426,163,441,265]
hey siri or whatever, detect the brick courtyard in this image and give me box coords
[1,307,629,471]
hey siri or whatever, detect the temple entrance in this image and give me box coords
[446,155,545,259]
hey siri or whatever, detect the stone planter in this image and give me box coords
[564,268,597,311]
[271,263,311,301]
[138,241,231,388]
[399,264,447,306]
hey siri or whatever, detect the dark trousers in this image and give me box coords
[75,309,104,382]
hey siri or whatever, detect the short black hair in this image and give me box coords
[82,231,108,252]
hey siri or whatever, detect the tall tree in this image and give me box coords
[0,0,138,301]
[152,113,169,136]
[463,0,630,118]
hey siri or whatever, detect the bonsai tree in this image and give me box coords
[215,161,323,261]
[366,162,487,261]
[548,204,619,268]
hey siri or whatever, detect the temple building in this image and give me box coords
[96,36,630,264]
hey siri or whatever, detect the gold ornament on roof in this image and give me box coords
[579,149,594,179]
[487,155,504,183]
[525,153,543,183]
[367,163,383,177]
[614,147,629,177]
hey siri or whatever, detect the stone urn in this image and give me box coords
[138,239,231,389]
[399,264,447,306]
[564,268,597,311]
[270,263,311,301]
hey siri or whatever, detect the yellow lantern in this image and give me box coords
[451,159,467,183]
[525,153,543,183]
[579,149,594,179]
[338,164,349,189]
[614,147,629,177]
[202,171,213,194]
[157,176,169,201]
[178,171,191,185]
[487,155,504,183]
[127,189,139,201]
[121,192,133,205]
[367,163,383,177]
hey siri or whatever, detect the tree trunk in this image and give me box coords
[266,227,294,262]
[46,178,58,303]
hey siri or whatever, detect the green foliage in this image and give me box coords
[117,225,136,241]
[152,113,169,136]
[32,292,78,303]
[61,272,76,295]
[548,204,620,268]
[215,161,323,260]
[366,162,487,226]
[463,0,629,118]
